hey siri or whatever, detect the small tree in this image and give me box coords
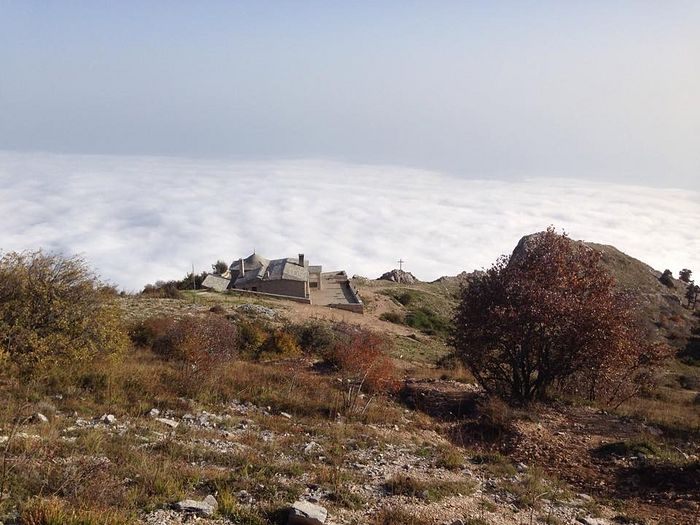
[679,269,693,283]
[660,269,675,288]
[452,228,669,404]
[686,281,699,309]
[0,251,128,376]
[212,260,228,275]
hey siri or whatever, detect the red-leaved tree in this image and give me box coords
[451,227,670,404]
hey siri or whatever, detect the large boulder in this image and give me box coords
[377,269,419,284]
[288,500,327,525]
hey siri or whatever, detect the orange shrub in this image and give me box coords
[327,323,399,394]
[152,315,238,366]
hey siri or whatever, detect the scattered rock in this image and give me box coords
[173,495,218,517]
[155,417,179,429]
[303,441,322,455]
[578,518,610,525]
[238,303,277,319]
[237,489,254,504]
[288,500,327,525]
[148,408,161,418]
[33,413,49,424]
[280,412,292,419]
[101,414,117,425]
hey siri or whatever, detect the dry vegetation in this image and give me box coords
[0,246,699,525]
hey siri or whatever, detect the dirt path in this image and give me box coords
[278,300,416,337]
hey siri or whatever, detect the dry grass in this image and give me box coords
[0,339,408,522]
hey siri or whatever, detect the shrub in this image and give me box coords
[152,315,238,365]
[379,312,404,324]
[292,320,337,354]
[0,251,128,376]
[237,321,268,356]
[659,269,675,288]
[396,291,418,306]
[141,280,183,298]
[679,268,692,283]
[371,506,432,525]
[129,317,172,348]
[452,228,671,404]
[436,446,465,470]
[595,439,659,458]
[141,271,209,296]
[209,304,226,315]
[383,474,474,502]
[258,328,301,359]
[212,260,229,275]
[326,324,399,395]
[405,307,449,335]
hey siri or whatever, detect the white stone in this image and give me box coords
[288,500,327,525]
[155,417,179,429]
[173,495,217,517]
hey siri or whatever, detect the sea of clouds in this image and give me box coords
[0,151,697,291]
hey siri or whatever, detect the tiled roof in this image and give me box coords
[201,274,232,292]
[231,253,309,286]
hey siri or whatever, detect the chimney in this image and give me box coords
[239,258,245,275]
[298,253,305,267]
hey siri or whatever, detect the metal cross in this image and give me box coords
[397,259,405,271]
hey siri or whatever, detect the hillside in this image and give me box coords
[0,237,698,525]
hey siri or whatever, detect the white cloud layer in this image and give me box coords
[0,152,698,291]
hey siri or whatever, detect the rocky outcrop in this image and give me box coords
[377,269,419,284]
[512,231,696,349]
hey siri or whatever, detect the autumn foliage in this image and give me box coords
[452,228,670,404]
[151,315,238,367]
[0,251,128,376]
[325,323,399,395]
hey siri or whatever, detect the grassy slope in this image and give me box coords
[1,240,698,525]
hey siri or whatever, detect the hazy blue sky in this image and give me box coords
[1,1,699,187]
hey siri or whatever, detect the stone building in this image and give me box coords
[202,252,321,300]
[201,251,363,313]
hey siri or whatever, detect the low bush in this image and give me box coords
[405,307,450,335]
[383,474,474,502]
[237,321,268,356]
[152,315,238,365]
[595,439,659,458]
[129,317,172,348]
[379,312,404,324]
[291,320,337,355]
[0,251,128,377]
[141,281,183,298]
[371,506,432,525]
[436,446,465,470]
[258,328,301,359]
[326,324,399,395]
[20,497,131,525]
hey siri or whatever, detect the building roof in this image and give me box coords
[230,253,269,272]
[231,253,309,286]
[201,274,231,292]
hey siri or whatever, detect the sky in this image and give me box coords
[1,1,699,187]
[0,2,698,288]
